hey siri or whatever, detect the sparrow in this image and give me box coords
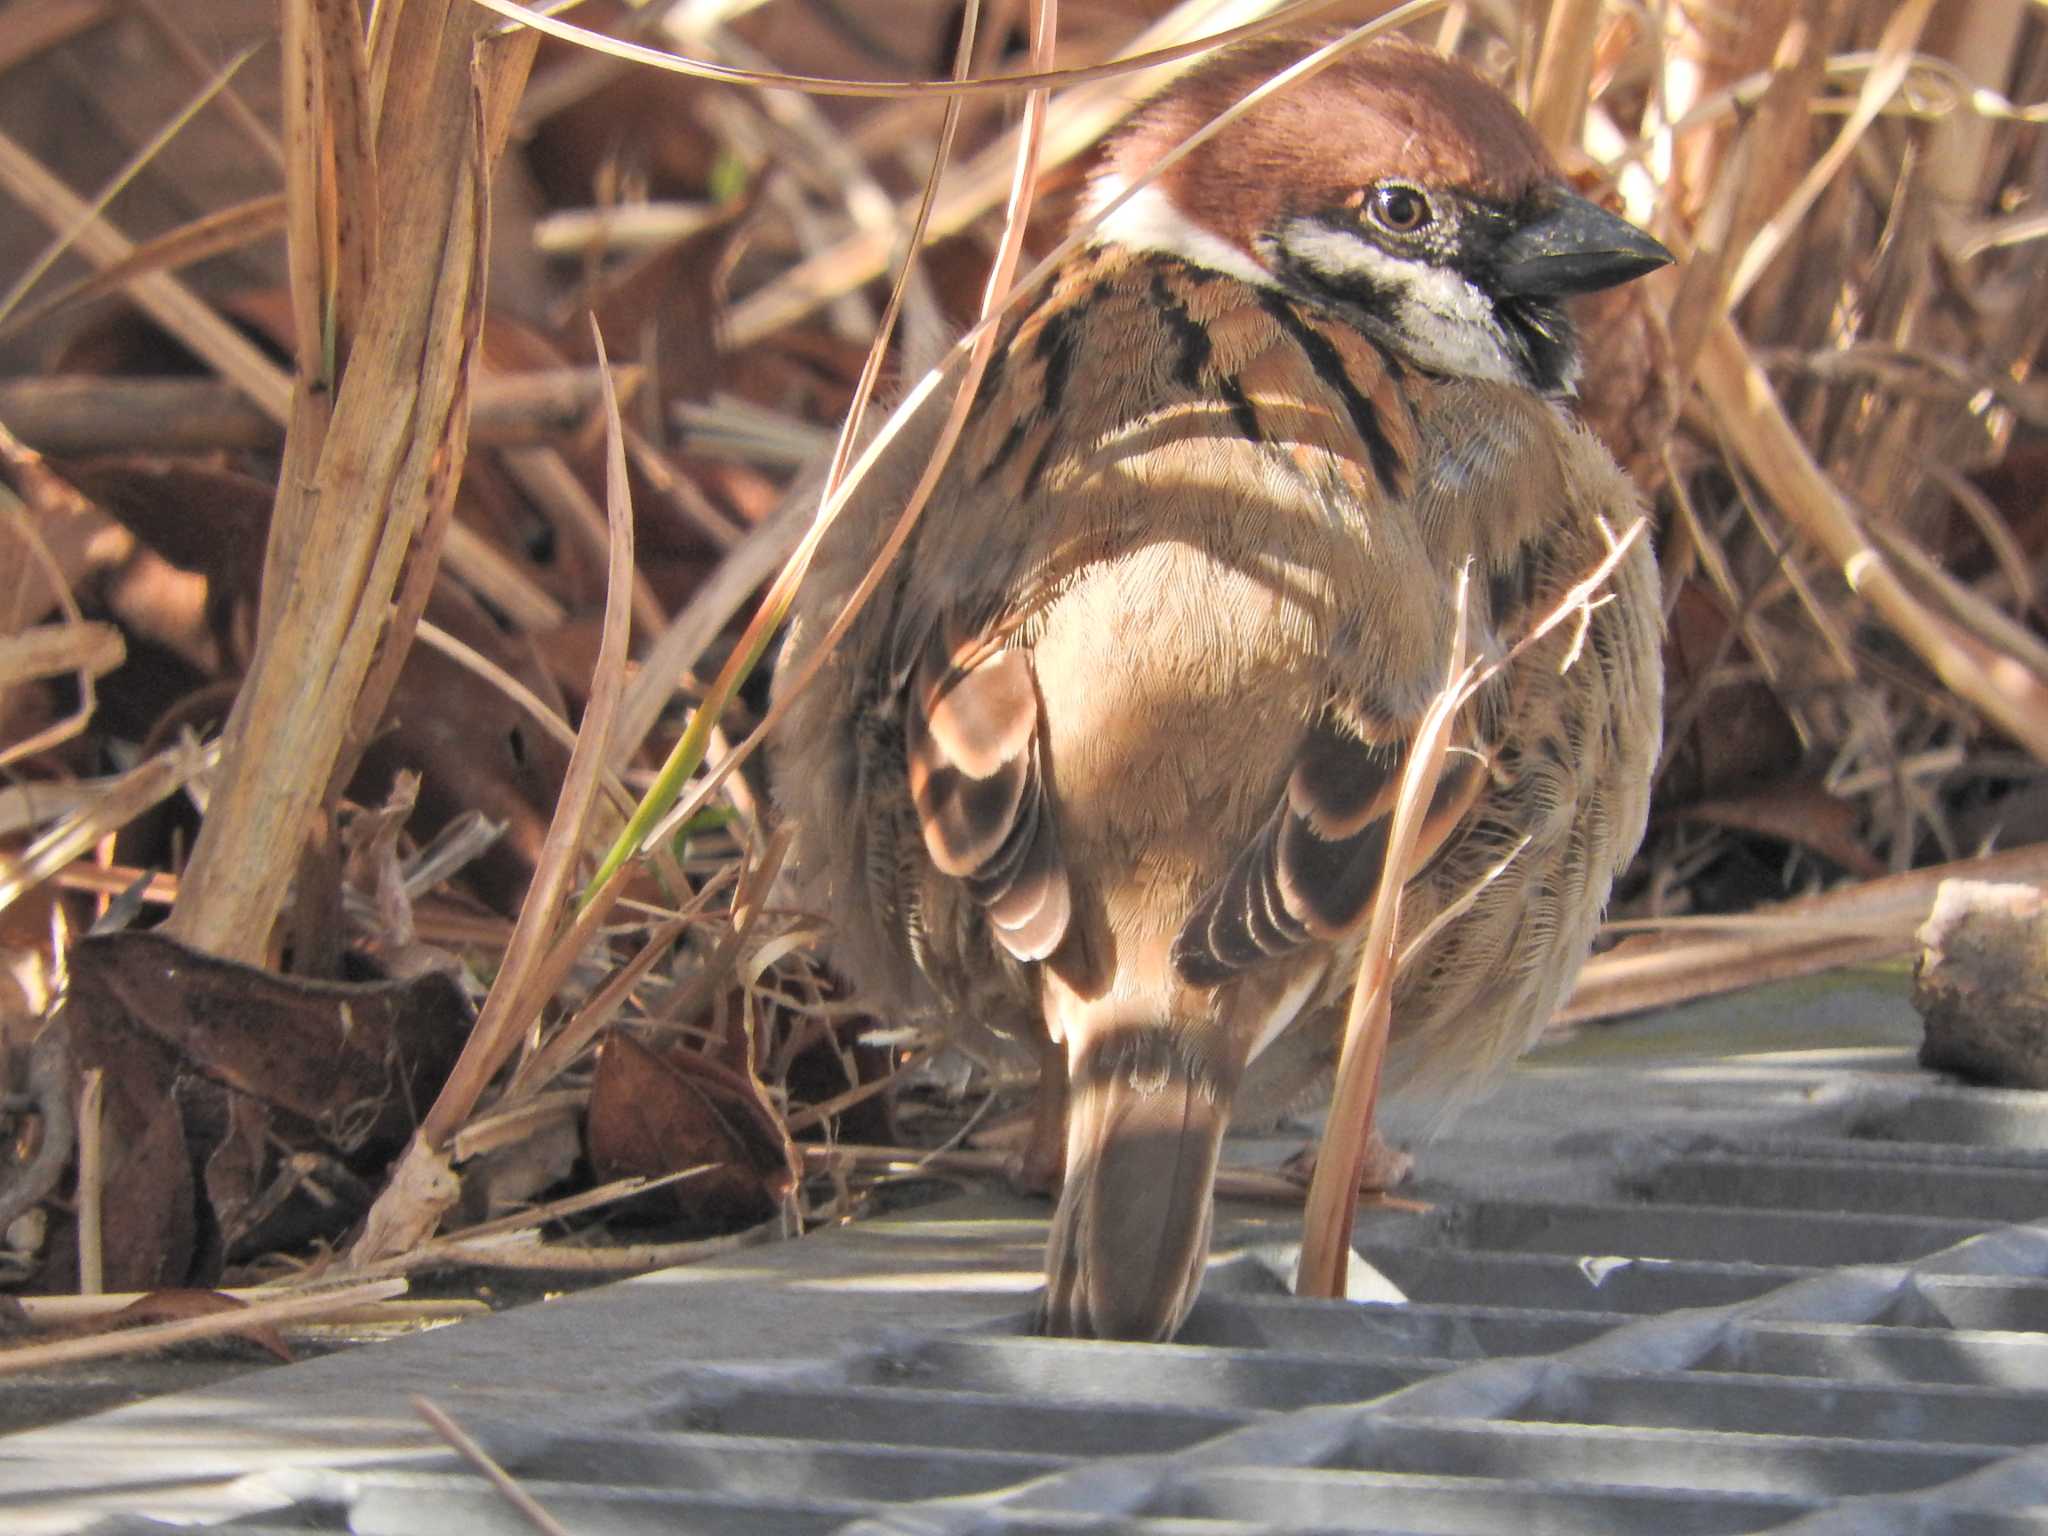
[771,35,1669,1341]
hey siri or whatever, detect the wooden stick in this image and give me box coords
[16,1291,484,1327]
[0,1280,407,1377]
[0,370,636,457]
[74,1070,103,1295]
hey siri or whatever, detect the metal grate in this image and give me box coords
[30,992,2048,1536]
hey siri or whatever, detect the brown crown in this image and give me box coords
[1096,36,1560,250]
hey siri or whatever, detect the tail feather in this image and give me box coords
[1041,1028,1232,1341]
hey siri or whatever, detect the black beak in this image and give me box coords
[1493,192,1672,298]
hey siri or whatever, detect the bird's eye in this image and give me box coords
[1369,183,1432,234]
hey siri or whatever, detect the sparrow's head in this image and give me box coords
[1087,36,1671,394]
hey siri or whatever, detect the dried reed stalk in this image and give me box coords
[1694,317,2048,761]
[0,0,108,76]
[163,2,539,963]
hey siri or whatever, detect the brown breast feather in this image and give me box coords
[901,247,1575,996]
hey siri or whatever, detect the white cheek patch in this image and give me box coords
[1083,174,1275,291]
[1277,222,1525,386]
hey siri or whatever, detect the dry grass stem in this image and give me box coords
[413,617,636,818]
[0,483,122,769]
[1565,841,2048,1025]
[0,42,262,331]
[1302,518,1648,1297]
[0,367,633,455]
[0,736,218,916]
[0,0,109,75]
[15,1291,485,1327]
[0,128,292,418]
[353,324,635,1263]
[1296,576,1472,1299]
[1726,0,1935,312]
[414,1397,575,1536]
[0,194,284,340]
[1526,0,1600,147]
[471,0,1366,99]
[0,1279,407,1378]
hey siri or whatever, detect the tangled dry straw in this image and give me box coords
[0,0,2044,1316]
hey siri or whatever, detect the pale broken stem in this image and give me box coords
[384,1222,776,1275]
[1296,521,1649,1299]
[1562,841,2048,1027]
[17,1291,485,1327]
[340,1168,754,1283]
[1297,575,1472,1300]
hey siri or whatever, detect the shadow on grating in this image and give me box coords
[85,1071,2048,1536]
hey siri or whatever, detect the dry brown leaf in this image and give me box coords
[1676,781,1887,879]
[111,1288,294,1362]
[586,1029,788,1225]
